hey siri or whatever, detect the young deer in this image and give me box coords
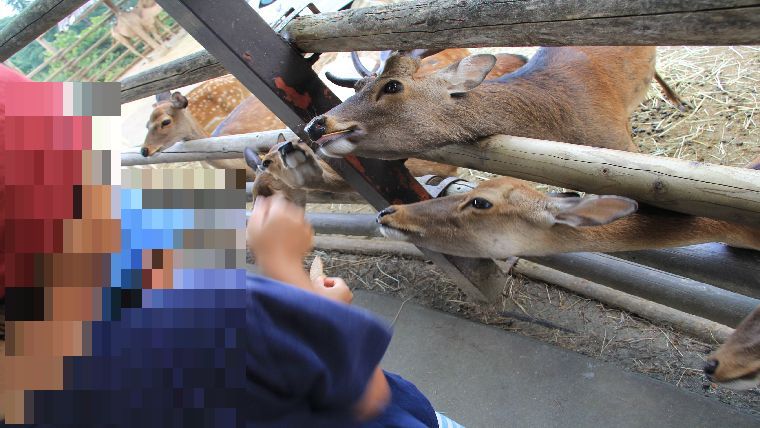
[141,85,284,180]
[375,176,760,258]
[704,305,760,390]
[306,47,684,160]
[246,134,457,206]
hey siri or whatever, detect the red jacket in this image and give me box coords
[0,63,31,299]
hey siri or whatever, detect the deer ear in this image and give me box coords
[276,133,287,144]
[435,54,496,95]
[550,195,638,228]
[170,92,188,109]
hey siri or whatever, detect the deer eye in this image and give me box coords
[382,80,403,94]
[262,159,272,168]
[470,198,493,210]
[161,119,172,127]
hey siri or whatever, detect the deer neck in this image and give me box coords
[181,113,209,141]
[454,77,583,144]
[525,213,760,255]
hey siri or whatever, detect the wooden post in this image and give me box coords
[0,0,91,62]
[419,135,760,226]
[284,0,760,52]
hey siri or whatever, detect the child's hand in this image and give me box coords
[312,276,353,304]
[248,195,314,289]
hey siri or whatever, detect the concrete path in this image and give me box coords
[353,290,759,428]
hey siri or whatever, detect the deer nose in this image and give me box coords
[376,207,396,222]
[140,147,149,157]
[306,116,327,141]
[704,360,719,376]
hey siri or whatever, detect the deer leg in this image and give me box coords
[654,71,688,112]
[132,24,164,52]
[112,31,148,60]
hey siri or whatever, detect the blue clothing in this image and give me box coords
[18,274,438,427]
[247,273,438,427]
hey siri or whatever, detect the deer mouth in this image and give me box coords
[316,128,365,158]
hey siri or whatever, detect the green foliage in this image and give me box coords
[5,0,177,82]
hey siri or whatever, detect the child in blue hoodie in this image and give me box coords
[247,194,464,427]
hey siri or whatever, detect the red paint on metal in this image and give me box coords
[274,77,312,110]
[345,155,366,174]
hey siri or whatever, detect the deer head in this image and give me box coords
[141,92,207,157]
[308,51,498,159]
[704,305,760,390]
[376,177,638,258]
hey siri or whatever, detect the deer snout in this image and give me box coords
[376,207,396,223]
[141,147,150,157]
[704,360,719,376]
[306,116,327,141]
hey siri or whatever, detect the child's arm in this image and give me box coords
[247,195,389,421]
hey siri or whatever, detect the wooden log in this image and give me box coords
[523,253,759,327]
[312,235,735,343]
[0,0,90,62]
[121,129,296,166]
[284,0,760,52]
[419,135,760,226]
[245,182,368,205]
[120,50,224,103]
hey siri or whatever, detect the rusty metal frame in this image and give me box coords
[154,0,509,301]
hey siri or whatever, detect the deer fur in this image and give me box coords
[376,176,760,258]
[705,305,760,390]
[309,47,684,160]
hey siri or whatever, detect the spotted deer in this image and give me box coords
[704,305,760,390]
[375,176,760,258]
[140,77,280,180]
[305,47,685,160]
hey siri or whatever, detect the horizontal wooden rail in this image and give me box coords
[0,0,90,62]
[284,0,760,52]
[420,135,760,226]
[121,129,296,166]
[121,130,760,226]
[120,0,760,102]
[120,50,224,103]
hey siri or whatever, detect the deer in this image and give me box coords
[103,0,164,59]
[375,176,760,258]
[140,77,281,180]
[305,47,685,160]
[135,0,171,42]
[704,305,760,390]
[245,49,531,205]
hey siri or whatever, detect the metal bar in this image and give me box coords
[156,0,509,301]
[523,253,759,328]
[0,0,90,62]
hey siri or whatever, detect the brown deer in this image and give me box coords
[246,49,530,204]
[135,0,171,42]
[305,47,685,160]
[375,176,760,258]
[140,77,279,180]
[704,305,760,390]
[103,0,164,59]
